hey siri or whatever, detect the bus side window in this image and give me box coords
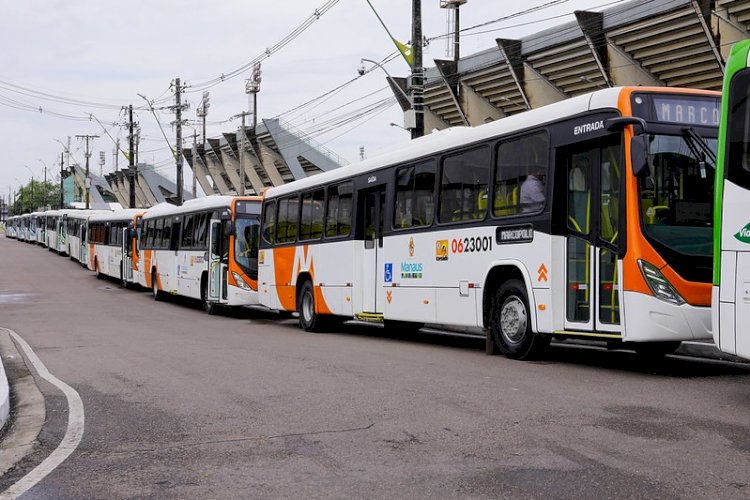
[494,131,549,217]
[439,147,490,223]
[262,201,277,244]
[395,161,436,228]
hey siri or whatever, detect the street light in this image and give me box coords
[359,58,410,103]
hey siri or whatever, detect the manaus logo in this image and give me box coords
[734,223,750,244]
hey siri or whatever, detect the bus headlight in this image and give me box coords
[638,260,685,306]
[231,272,252,291]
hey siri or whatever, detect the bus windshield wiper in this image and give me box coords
[681,127,717,165]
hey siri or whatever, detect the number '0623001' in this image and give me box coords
[451,236,492,254]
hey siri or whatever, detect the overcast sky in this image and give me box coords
[0,0,617,202]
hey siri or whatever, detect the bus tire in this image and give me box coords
[201,277,216,315]
[151,270,162,301]
[298,281,322,332]
[632,341,680,359]
[489,279,549,360]
[95,259,102,280]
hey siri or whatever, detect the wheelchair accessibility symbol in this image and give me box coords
[384,263,393,283]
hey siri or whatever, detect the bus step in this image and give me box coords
[355,312,384,323]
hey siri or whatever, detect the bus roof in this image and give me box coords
[264,86,719,200]
[141,195,261,220]
[88,208,145,223]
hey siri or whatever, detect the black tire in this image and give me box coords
[95,259,103,280]
[202,276,216,315]
[632,341,680,359]
[151,270,161,301]
[298,281,323,332]
[489,279,550,360]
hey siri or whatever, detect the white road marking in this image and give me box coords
[1,329,85,500]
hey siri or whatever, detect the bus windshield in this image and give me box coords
[639,133,717,275]
[234,216,260,279]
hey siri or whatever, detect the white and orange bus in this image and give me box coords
[258,86,719,359]
[139,195,262,313]
[87,209,145,283]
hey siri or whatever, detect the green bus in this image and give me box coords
[714,40,750,360]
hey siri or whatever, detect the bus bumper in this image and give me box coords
[622,291,711,342]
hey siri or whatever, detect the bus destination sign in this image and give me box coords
[652,96,720,126]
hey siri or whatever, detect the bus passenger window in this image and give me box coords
[494,131,549,217]
[326,182,353,237]
[439,147,490,222]
[262,201,276,244]
[300,189,325,241]
[395,161,435,229]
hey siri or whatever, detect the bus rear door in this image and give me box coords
[360,185,386,314]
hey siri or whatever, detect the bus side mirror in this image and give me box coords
[631,136,651,178]
[607,116,647,135]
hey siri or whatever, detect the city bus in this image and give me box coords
[17,214,29,242]
[44,209,63,252]
[713,40,750,360]
[87,209,144,283]
[259,86,719,359]
[67,209,112,265]
[5,215,18,239]
[139,195,262,313]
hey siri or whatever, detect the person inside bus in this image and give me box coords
[520,168,546,213]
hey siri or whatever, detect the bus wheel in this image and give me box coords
[95,259,102,280]
[151,271,161,301]
[490,279,549,360]
[632,341,680,359]
[298,281,321,332]
[201,278,216,315]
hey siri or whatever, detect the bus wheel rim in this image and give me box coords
[500,297,527,345]
[302,291,313,323]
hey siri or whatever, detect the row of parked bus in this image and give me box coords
[5,74,750,362]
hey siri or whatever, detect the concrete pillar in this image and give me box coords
[522,63,566,107]
[257,142,287,186]
[460,82,505,126]
[606,43,662,86]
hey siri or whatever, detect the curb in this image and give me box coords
[0,340,8,432]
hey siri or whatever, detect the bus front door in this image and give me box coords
[207,219,225,303]
[562,140,622,335]
[59,214,68,253]
[361,186,386,313]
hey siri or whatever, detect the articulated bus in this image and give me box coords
[139,196,262,313]
[713,40,750,360]
[259,86,719,359]
[88,209,144,283]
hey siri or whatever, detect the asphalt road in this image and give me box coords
[1,235,749,499]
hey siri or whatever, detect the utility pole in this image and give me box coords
[114,139,120,172]
[43,166,47,211]
[76,134,99,209]
[128,105,137,208]
[239,112,247,196]
[59,152,64,208]
[411,0,424,139]
[196,91,209,198]
[171,77,188,205]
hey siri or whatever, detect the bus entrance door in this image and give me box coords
[208,219,224,303]
[59,214,68,254]
[562,141,622,336]
[361,186,386,314]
